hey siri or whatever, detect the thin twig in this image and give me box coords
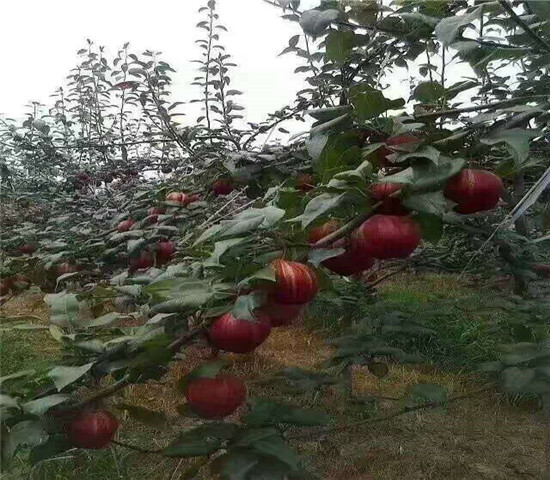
[313,201,383,248]
[289,383,494,440]
[58,375,131,411]
[169,327,207,353]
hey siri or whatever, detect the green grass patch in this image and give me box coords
[0,326,60,377]
[304,273,519,371]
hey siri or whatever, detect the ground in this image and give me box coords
[0,274,546,479]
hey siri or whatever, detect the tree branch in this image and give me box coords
[499,0,550,53]
[414,95,549,120]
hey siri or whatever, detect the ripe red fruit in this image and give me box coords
[68,411,119,449]
[0,279,11,296]
[386,133,419,149]
[444,169,503,214]
[351,215,420,259]
[18,244,37,255]
[148,207,166,216]
[166,192,189,205]
[308,221,374,276]
[258,299,304,327]
[208,312,271,353]
[10,273,30,291]
[185,376,246,419]
[129,251,154,271]
[295,173,315,192]
[270,259,318,304]
[370,182,409,216]
[212,178,234,196]
[117,219,135,232]
[156,241,176,265]
[56,263,78,277]
[377,133,420,167]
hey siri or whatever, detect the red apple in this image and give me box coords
[0,279,11,296]
[129,251,154,271]
[370,182,409,216]
[156,241,176,265]
[351,215,420,259]
[377,133,420,167]
[444,168,502,214]
[387,133,419,149]
[208,312,271,353]
[308,220,374,276]
[148,207,166,216]
[295,173,315,192]
[56,263,78,277]
[270,259,318,305]
[212,178,234,196]
[117,219,135,233]
[185,376,246,419]
[68,411,119,449]
[258,299,304,327]
[18,244,37,255]
[166,192,192,206]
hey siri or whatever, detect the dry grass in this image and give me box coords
[2,283,547,479]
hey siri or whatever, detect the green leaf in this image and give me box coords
[307,106,352,121]
[412,81,445,103]
[178,360,227,392]
[407,383,447,406]
[501,367,536,393]
[2,421,45,466]
[213,450,261,480]
[231,292,267,321]
[390,146,441,165]
[299,9,340,36]
[233,428,279,447]
[164,423,237,458]
[434,7,481,46]
[325,30,356,63]
[116,404,167,427]
[44,293,80,327]
[252,437,299,469]
[414,212,443,243]
[382,157,465,192]
[332,159,373,184]
[194,224,224,245]
[306,134,330,161]
[243,398,331,427]
[238,266,276,288]
[30,435,72,466]
[350,85,405,121]
[204,238,248,267]
[146,278,230,304]
[87,312,121,327]
[308,248,345,267]
[527,1,550,21]
[23,394,70,416]
[0,370,36,385]
[481,128,539,163]
[404,191,454,215]
[290,193,345,228]
[47,363,94,391]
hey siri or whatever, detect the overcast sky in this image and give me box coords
[1,0,479,140]
[1,0,319,129]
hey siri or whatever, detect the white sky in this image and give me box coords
[0,0,478,139]
[1,0,317,129]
